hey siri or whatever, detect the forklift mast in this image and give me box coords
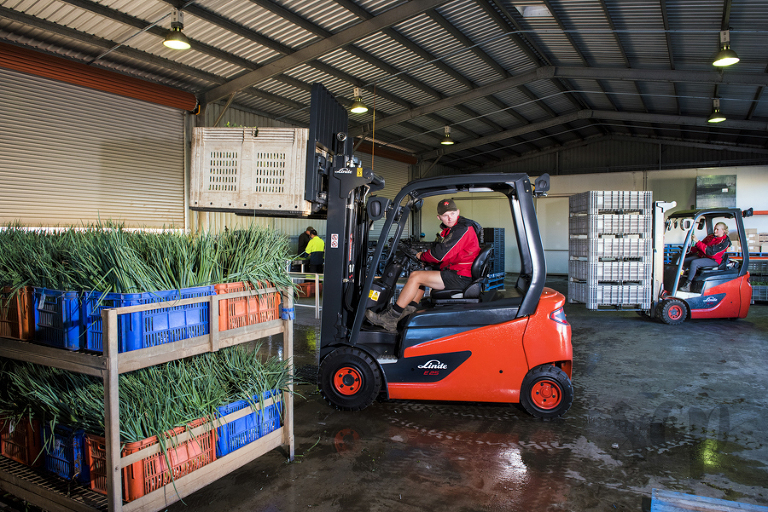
[304,84,385,352]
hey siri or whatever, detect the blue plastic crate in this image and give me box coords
[33,288,82,350]
[43,425,89,483]
[216,391,282,458]
[260,391,283,436]
[82,286,215,353]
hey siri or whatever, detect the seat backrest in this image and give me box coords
[718,251,730,270]
[471,245,494,281]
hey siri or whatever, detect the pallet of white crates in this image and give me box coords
[569,191,652,215]
[569,237,651,260]
[569,260,651,284]
[568,281,652,310]
[569,213,651,237]
[190,127,311,216]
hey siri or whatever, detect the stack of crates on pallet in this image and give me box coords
[748,260,768,302]
[568,191,653,310]
[483,228,505,291]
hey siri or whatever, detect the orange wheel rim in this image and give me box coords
[334,367,362,396]
[531,379,562,410]
[668,304,684,320]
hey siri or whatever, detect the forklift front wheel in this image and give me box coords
[319,347,382,411]
[659,298,687,325]
[520,365,573,420]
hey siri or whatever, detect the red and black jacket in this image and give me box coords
[692,234,731,264]
[420,216,481,277]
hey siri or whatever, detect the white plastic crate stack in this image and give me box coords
[190,127,311,216]
[568,191,653,310]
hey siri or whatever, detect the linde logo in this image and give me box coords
[417,360,447,370]
[335,168,353,174]
[703,296,718,303]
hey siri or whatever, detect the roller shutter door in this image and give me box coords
[355,153,410,241]
[0,68,185,227]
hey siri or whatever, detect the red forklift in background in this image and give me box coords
[303,84,573,419]
[653,206,753,324]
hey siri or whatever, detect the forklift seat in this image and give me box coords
[430,245,494,305]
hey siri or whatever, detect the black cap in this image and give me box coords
[437,198,458,215]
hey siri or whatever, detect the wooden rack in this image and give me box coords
[0,287,295,512]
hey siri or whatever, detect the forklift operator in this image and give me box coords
[678,222,730,291]
[366,198,481,332]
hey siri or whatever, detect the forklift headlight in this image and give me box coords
[549,307,568,325]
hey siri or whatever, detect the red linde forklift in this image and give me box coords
[651,203,753,324]
[304,84,573,419]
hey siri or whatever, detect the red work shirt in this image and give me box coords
[420,216,481,277]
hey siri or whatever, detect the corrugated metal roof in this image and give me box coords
[0,0,766,170]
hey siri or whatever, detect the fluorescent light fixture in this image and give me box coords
[350,87,368,114]
[708,98,726,123]
[440,126,454,145]
[712,30,739,67]
[164,9,191,50]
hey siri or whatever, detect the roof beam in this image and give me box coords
[420,110,768,159]
[349,66,768,137]
[202,0,449,105]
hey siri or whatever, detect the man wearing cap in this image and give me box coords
[298,226,314,256]
[366,198,481,332]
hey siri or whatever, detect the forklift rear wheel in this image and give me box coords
[659,298,687,325]
[319,347,382,411]
[520,365,573,420]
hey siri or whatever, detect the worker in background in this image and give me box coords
[366,198,480,332]
[297,226,314,256]
[305,229,325,273]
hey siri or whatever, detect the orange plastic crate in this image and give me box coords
[0,287,34,341]
[297,282,322,298]
[214,282,281,332]
[1,416,43,467]
[85,419,216,502]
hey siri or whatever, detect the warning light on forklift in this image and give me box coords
[549,307,568,325]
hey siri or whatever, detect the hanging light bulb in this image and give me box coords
[350,87,368,114]
[441,126,454,145]
[712,30,739,67]
[164,9,191,50]
[708,98,726,123]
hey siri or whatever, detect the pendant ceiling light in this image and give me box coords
[708,98,726,123]
[440,126,454,145]
[350,87,368,114]
[164,9,191,50]
[712,30,739,67]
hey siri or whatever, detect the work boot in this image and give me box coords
[365,307,400,332]
[679,279,691,292]
[399,304,418,320]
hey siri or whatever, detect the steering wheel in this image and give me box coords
[399,240,423,264]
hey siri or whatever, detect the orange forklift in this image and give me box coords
[654,206,753,324]
[304,84,573,419]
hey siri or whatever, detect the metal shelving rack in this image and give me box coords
[0,288,295,512]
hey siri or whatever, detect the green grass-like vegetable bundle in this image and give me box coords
[0,345,292,443]
[0,222,294,294]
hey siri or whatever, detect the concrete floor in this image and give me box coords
[169,276,768,512]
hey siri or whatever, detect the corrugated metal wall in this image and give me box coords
[0,68,185,228]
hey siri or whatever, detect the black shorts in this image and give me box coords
[440,269,472,290]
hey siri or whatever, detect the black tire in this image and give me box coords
[659,298,687,325]
[520,365,573,420]
[319,347,382,411]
